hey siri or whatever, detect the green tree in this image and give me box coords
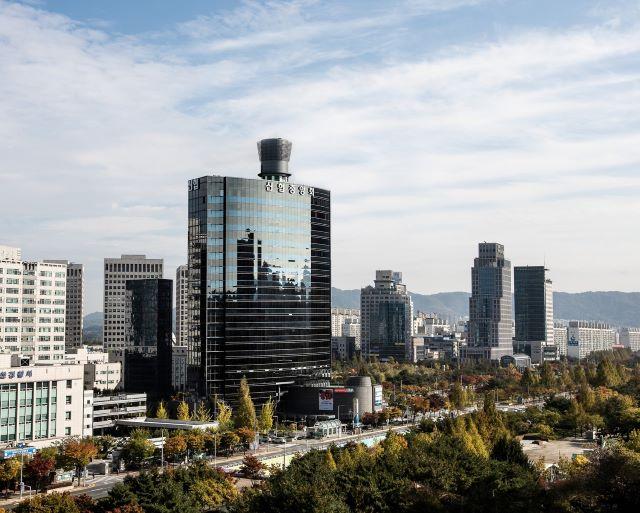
[0,458,21,497]
[234,376,257,430]
[155,401,169,419]
[215,400,233,431]
[259,397,275,434]
[219,431,240,455]
[176,401,191,421]
[14,492,95,513]
[120,433,155,469]
[60,438,98,485]
[597,359,623,388]
[449,381,467,411]
[193,402,212,422]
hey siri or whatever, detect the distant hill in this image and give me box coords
[81,290,640,341]
[332,288,640,327]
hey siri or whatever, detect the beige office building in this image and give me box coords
[103,255,163,362]
[175,265,189,347]
[45,261,84,350]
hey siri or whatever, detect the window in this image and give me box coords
[65,396,72,405]
[65,411,71,420]
[66,380,72,389]
[65,427,71,436]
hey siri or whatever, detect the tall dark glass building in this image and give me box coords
[187,138,331,405]
[513,266,555,360]
[124,279,173,399]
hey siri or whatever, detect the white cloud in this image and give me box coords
[1,0,640,311]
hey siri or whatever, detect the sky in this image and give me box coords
[2,0,640,313]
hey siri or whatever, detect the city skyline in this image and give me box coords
[3,0,640,312]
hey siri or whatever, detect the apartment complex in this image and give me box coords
[553,323,568,356]
[175,265,189,347]
[465,243,513,362]
[0,246,67,363]
[45,261,84,350]
[103,255,163,362]
[620,327,640,352]
[360,270,413,361]
[567,321,617,359]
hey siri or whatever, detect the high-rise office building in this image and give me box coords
[175,265,189,347]
[187,138,331,405]
[124,279,173,399]
[103,255,163,362]
[45,261,84,350]
[513,266,556,362]
[0,246,67,363]
[360,270,413,361]
[464,243,513,362]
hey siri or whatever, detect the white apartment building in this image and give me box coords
[567,321,617,360]
[175,265,188,347]
[0,246,67,364]
[620,327,640,352]
[331,308,360,337]
[103,255,163,362]
[0,354,86,448]
[553,323,568,356]
[64,346,121,391]
[172,344,187,392]
[413,313,450,336]
[45,261,84,350]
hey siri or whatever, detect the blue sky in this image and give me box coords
[2,0,640,312]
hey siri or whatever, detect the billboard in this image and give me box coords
[319,389,334,411]
[373,385,383,410]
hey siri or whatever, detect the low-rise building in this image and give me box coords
[500,353,531,370]
[411,335,460,361]
[92,392,147,434]
[0,354,85,448]
[65,346,121,391]
[331,336,359,361]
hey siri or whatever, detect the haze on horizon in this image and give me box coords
[2,0,640,312]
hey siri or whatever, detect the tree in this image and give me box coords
[215,400,233,432]
[234,377,257,430]
[14,492,95,513]
[186,431,205,455]
[240,454,265,479]
[0,458,21,497]
[155,401,169,419]
[176,401,191,421]
[120,434,155,469]
[236,427,256,449]
[60,438,97,485]
[219,431,240,455]
[24,452,55,493]
[449,381,467,411]
[164,435,187,462]
[192,402,212,422]
[190,477,239,510]
[259,397,275,434]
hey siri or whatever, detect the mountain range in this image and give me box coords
[82,289,640,338]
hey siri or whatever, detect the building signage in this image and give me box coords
[568,336,579,347]
[319,389,334,411]
[265,182,314,197]
[333,388,354,394]
[188,178,200,191]
[1,447,36,459]
[373,385,383,408]
[0,370,32,380]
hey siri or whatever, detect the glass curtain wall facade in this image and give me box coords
[187,150,331,406]
[0,381,57,442]
[124,279,173,399]
[514,266,554,353]
[465,243,513,362]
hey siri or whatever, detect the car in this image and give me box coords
[271,436,287,444]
